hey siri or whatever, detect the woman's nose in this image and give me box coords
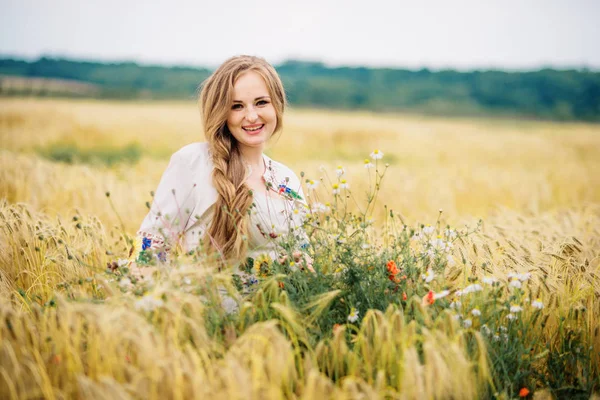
[245,108,258,122]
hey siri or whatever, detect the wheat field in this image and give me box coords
[1,97,599,399]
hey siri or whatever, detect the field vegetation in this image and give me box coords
[1,98,599,399]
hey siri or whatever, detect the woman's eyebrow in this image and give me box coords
[232,96,271,103]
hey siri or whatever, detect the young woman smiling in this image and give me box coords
[136,55,312,280]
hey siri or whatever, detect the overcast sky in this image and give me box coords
[1,0,599,70]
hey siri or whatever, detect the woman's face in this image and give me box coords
[227,70,277,153]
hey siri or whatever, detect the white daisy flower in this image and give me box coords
[340,179,350,189]
[347,307,360,323]
[421,268,435,283]
[492,334,501,342]
[509,278,522,289]
[444,229,457,239]
[361,243,371,250]
[509,304,523,313]
[506,313,517,321]
[364,159,374,169]
[423,225,435,235]
[450,299,462,310]
[332,183,340,195]
[471,308,482,317]
[434,290,450,300]
[307,179,319,190]
[463,318,473,328]
[518,272,532,282]
[335,166,345,177]
[430,236,445,250]
[482,276,498,285]
[370,149,384,160]
[462,283,483,294]
[531,299,544,310]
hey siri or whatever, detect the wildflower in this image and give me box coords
[434,290,450,300]
[452,314,461,321]
[311,202,328,213]
[332,183,340,195]
[422,225,435,235]
[519,388,530,397]
[492,333,501,342]
[482,276,498,285]
[421,268,435,283]
[471,308,482,317]
[364,159,374,169]
[370,149,384,160]
[278,281,285,289]
[531,298,544,310]
[347,308,360,323]
[387,261,400,283]
[507,313,517,321]
[361,243,370,250]
[134,294,164,312]
[463,318,473,328]
[335,165,345,177]
[423,291,435,305]
[481,324,491,335]
[430,236,445,250]
[509,278,522,289]
[450,299,462,310]
[129,236,143,261]
[518,272,531,282]
[292,250,303,262]
[340,179,350,189]
[307,179,319,189]
[253,254,272,277]
[402,292,407,301]
[508,271,531,282]
[500,326,508,332]
[510,304,523,313]
[386,260,400,275]
[443,241,454,253]
[462,283,483,294]
[444,228,457,239]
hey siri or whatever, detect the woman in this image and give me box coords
[136,55,311,281]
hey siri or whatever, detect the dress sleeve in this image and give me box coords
[137,150,198,253]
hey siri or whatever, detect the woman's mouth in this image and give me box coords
[242,124,264,135]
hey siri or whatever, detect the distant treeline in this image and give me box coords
[1,57,599,121]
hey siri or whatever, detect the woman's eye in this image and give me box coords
[256,100,269,106]
[231,104,243,110]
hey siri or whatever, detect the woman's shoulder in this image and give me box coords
[171,142,212,170]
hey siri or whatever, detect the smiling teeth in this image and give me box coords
[244,125,263,131]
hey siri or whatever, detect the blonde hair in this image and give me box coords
[199,55,286,262]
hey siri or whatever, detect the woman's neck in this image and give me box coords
[239,145,265,170]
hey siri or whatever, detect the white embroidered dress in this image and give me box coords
[137,142,308,261]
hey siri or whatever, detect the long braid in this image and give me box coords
[207,127,253,260]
